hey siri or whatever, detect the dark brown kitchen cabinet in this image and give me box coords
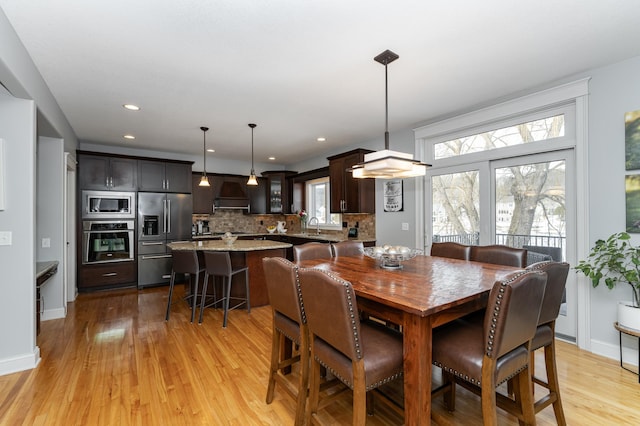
[328,149,375,213]
[192,172,215,213]
[78,261,137,290]
[138,160,192,193]
[78,154,137,191]
[262,171,297,214]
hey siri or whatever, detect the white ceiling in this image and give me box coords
[2,0,640,165]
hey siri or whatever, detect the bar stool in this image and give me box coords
[166,250,204,323]
[199,251,250,327]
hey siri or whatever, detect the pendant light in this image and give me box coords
[349,50,430,179]
[198,126,210,187]
[247,123,258,186]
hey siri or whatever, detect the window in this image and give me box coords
[434,114,565,160]
[306,177,341,230]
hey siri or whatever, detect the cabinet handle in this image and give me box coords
[102,272,118,277]
[161,274,171,279]
[141,241,163,246]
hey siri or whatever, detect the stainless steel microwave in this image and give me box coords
[82,190,136,219]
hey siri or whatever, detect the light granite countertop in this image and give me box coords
[192,232,376,244]
[167,239,292,252]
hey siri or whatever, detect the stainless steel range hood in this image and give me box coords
[214,181,250,211]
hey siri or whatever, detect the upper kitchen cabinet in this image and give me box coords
[78,153,137,191]
[247,176,267,214]
[192,172,215,214]
[138,160,192,193]
[261,171,298,214]
[328,149,375,213]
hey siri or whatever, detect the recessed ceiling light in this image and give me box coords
[123,104,140,111]
[317,137,326,142]
[123,134,135,140]
[268,156,276,161]
[207,149,215,153]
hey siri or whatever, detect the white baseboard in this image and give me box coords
[42,307,66,321]
[591,338,639,367]
[0,346,40,376]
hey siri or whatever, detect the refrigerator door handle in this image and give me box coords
[162,199,167,234]
[167,199,172,234]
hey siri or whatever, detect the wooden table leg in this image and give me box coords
[403,313,432,425]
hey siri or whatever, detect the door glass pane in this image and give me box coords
[432,171,480,245]
[494,160,566,259]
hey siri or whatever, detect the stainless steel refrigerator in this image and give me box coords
[137,192,192,288]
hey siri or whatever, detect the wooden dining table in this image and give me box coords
[296,254,520,425]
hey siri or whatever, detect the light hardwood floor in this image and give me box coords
[1,285,639,425]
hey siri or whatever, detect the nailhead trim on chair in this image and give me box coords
[486,269,528,359]
[315,358,403,391]
[526,260,554,271]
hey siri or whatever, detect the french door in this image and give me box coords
[428,149,576,339]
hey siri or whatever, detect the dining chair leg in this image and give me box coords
[165,271,176,321]
[516,367,537,426]
[295,329,309,426]
[544,340,567,425]
[307,350,321,424]
[353,362,367,425]
[265,318,280,404]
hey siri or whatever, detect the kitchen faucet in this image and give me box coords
[307,216,320,234]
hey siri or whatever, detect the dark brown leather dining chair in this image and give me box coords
[430,241,471,260]
[431,269,547,425]
[262,257,308,426]
[525,260,570,425]
[166,250,204,323]
[470,244,527,268]
[293,242,333,262]
[331,240,365,257]
[298,267,404,425]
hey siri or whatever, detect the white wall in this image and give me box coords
[37,137,66,320]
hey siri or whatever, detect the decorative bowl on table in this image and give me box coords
[266,225,277,234]
[364,245,423,270]
[221,232,238,245]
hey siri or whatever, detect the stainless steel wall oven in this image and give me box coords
[82,220,135,264]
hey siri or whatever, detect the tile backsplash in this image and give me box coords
[192,210,375,240]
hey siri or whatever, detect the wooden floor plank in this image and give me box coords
[1,285,639,425]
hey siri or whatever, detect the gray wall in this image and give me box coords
[0,8,77,374]
[37,137,66,320]
[584,55,640,356]
[0,92,37,370]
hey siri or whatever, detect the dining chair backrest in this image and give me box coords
[470,244,527,268]
[298,268,362,360]
[171,250,201,274]
[331,240,365,257]
[430,242,471,260]
[203,251,232,276]
[484,269,547,360]
[293,242,333,262]
[526,261,570,326]
[262,257,305,325]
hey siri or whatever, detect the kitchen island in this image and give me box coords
[167,239,292,307]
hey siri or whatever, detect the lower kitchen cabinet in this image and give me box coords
[78,261,137,290]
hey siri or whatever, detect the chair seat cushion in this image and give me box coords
[531,323,553,351]
[313,320,403,391]
[274,311,301,345]
[432,320,530,386]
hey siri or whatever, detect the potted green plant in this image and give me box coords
[575,232,640,331]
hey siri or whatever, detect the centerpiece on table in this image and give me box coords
[297,209,308,234]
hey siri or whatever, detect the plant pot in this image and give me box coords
[617,301,640,332]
